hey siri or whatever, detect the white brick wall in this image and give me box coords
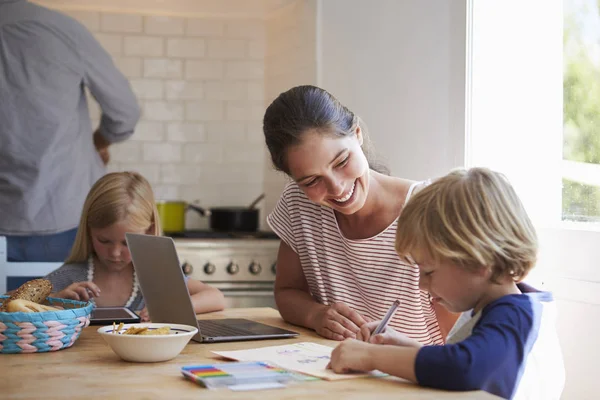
[66,11,267,228]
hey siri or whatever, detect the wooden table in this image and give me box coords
[1,308,498,399]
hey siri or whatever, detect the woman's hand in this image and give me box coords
[138,307,150,322]
[327,339,376,373]
[54,281,101,302]
[357,321,423,348]
[310,302,371,341]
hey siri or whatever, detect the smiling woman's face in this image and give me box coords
[286,128,370,215]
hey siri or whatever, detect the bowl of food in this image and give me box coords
[97,322,198,362]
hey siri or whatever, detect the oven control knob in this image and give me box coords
[203,262,216,275]
[271,262,277,275]
[249,262,262,275]
[182,262,193,276]
[226,262,239,275]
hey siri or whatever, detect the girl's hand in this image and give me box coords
[55,282,101,302]
[310,302,371,341]
[357,321,422,348]
[138,307,150,322]
[327,339,376,373]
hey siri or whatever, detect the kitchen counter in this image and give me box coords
[1,308,499,399]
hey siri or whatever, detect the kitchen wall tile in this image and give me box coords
[144,16,185,36]
[219,183,266,207]
[143,58,183,79]
[118,163,161,183]
[186,19,225,37]
[124,36,164,57]
[101,13,143,33]
[204,121,246,143]
[165,80,204,101]
[182,143,224,163]
[246,81,265,101]
[143,101,184,121]
[225,20,265,40]
[153,184,180,201]
[160,164,203,185]
[225,61,264,79]
[131,121,164,142]
[130,79,164,100]
[225,101,265,121]
[95,33,123,55]
[167,38,206,59]
[65,10,100,32]
[223,144,265,163]
[204,81,245,101]
[184,60,224,80]
[143,142,182,163]
[67,9,269,216]
[167,122,206,142]
[207,39,247,59]
[246,121,264,143]
[185,101,224,121]
[114,56,143,78]
[110,141,143,163]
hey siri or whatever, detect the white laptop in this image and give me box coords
[125,233,298,343]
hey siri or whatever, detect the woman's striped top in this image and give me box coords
[267,181,443,345]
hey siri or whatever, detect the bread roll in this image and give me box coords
[5,299,60,313]
[0,278,53,311]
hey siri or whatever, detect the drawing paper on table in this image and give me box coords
[212,342,383,381]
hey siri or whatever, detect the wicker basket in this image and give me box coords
[0,296,93,354]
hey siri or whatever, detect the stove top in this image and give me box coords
[165,230,280,240]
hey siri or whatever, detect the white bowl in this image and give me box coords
[97,323,198,363]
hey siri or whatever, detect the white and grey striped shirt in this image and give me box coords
[267,181,443,345]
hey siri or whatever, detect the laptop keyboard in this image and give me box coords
[198,320,256,337]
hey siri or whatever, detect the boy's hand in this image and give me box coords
[310,302,371,341]
[327,339,376,373]
[357,321,423,348]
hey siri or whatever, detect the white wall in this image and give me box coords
[318,0,467,180]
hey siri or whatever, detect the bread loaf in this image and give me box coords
[0,279,53,311]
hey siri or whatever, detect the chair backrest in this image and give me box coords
[0,237,63,294]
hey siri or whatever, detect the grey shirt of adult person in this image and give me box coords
[0,1,140,239]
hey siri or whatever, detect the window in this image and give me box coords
[563,0,600,224]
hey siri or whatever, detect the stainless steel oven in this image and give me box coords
[171,231,279,309]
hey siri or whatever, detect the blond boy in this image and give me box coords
[329,168,565,400]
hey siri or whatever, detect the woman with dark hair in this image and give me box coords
[264,85,457,344]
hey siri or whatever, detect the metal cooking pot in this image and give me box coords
[156,194,265,233]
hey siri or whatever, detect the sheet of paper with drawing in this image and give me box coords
[212,342,383,381]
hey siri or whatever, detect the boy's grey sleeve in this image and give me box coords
[78,25,140,143]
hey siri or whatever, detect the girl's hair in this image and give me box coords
[263,85,389,175]
[395,167,537,283]
[65,171,161,263]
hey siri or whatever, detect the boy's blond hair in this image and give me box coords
[395,167,537,283]
[66,171,161,263]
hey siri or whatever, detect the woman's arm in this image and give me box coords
[275,242,368,340]
[187,279,225,314]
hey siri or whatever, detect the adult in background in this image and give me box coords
[264,85,458,344]
[0,0,140,262]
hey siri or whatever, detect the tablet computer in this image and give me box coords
[89,307,141,325]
